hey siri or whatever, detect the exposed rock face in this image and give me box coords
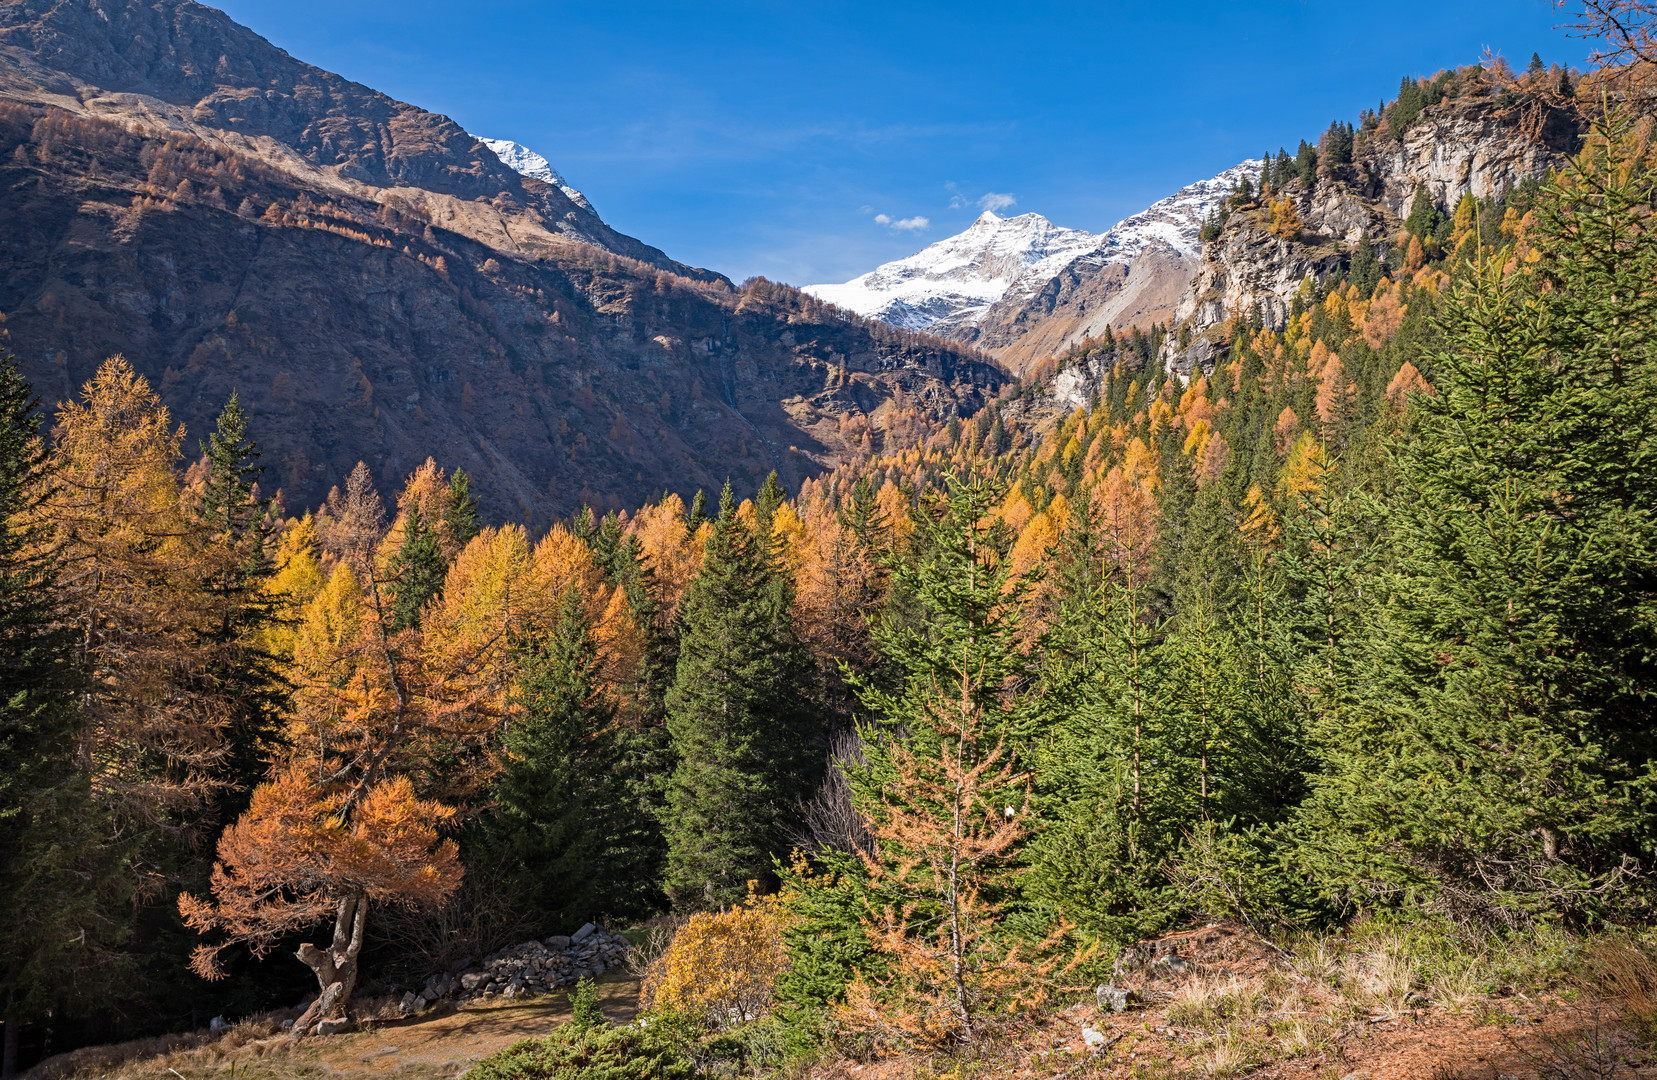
[1175,225,1349,333]
[0,0,1003,521]
[1172,97,1584,341]
[1371,99,1583,220]
[956,242,1196,373]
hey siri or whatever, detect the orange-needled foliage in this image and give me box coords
[43,356,238,822]
[180,770,460,979]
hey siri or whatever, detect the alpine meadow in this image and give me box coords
[7,2,1657,1078]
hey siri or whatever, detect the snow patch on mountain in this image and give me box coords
[805,161,1261,333]
[476,137,595,214]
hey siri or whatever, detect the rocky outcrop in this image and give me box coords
[1370,99,1583,220]
[411,925,631,1010]
[1174,224,1348,333]
[1173,95,1584,337]
[959,242,1196,374]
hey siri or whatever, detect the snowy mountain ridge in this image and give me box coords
[804,160,1261,338]
[476,137,596,215]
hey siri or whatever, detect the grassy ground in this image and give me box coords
[27,923,1657,1080]
[24,976,642,1080]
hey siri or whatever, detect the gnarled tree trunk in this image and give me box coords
[294,892,367,1025]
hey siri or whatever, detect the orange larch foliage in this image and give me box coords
[44,356,239,822]
[1385,360,1437,410]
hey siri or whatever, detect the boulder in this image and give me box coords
[1095,984,1142,1013]
[571,922,598,943]
[209,1015,231,1035]
[460,972,486,991]
[315,1018,353,1036]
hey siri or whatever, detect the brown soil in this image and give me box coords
[25,976,641,1080]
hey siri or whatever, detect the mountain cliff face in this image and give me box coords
[1166,95,1584,372]
[0,0,1003,522]
[805,163,1259,375]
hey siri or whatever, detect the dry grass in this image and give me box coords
[1191,1035,1256,1078]
[1428,965,1485,1014]
[1165,975,1263,1031]
[1348,940,1419,1014]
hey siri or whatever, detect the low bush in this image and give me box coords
[466,1024,695,1080]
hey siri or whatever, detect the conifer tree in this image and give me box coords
[0,353,114,1076]
[389,502,445,631]
[1028,514,1179,942]
[839,477,1054,1046]
[664,483,817,907]
[686,488,707,532]
[195,394,286,818]
[443,468,479,555]
[484,585,663,925]
[1298,112,1657,923]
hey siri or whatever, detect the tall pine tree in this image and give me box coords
[483,585,663,926]
[663,483,817,907]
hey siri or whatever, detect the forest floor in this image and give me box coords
[23,976,643,1080]
[796,922,1657,1080]
[26,924,1657,1080]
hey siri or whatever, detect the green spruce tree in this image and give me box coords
[485,585,664,926]
[0,353,117,1076]
[1297,113,1657,923]
[663,483,817,907]
[390,502,446,631]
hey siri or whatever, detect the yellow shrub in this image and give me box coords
[640,886,791,1028]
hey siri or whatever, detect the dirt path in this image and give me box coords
[27,977,642,1080]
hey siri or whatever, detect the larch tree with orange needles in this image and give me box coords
[838,477,1064,1048]
[183,463,513,1024]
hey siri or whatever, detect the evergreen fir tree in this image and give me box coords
[1349,232,1382,298]
[195,394,285,818]
[1297,114,1657,922]
[0,352,115,1074]
[1404,184,1441,241]
[389,502,446,631]
[484,585,664,926]
[444,467,480,553]
[755,470,787,536]
[686,488,707,532]
[663,483,818,907]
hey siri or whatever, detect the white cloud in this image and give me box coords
[949,194,970,209]
[978,192,1017,212]
[874,213,929,232]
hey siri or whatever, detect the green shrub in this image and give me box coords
[466,1023,695,1080]
[570,976,605,1031]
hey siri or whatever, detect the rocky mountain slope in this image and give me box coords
[1163,92,1585,374]
[805,163,1259,375]
[0,0,1003,522]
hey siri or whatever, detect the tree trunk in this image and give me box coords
[295,892,368,1015]
[2,1008,18,1079]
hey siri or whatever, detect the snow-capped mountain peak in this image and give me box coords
[804,161,1260,338]
[476,136,596,215]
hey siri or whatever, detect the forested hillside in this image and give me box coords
[6,11,1657,1080]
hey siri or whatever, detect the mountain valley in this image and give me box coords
[0,0,1002,522]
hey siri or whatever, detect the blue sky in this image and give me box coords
[215,0,1585,286]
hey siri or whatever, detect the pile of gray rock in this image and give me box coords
[408,923,632,1010]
